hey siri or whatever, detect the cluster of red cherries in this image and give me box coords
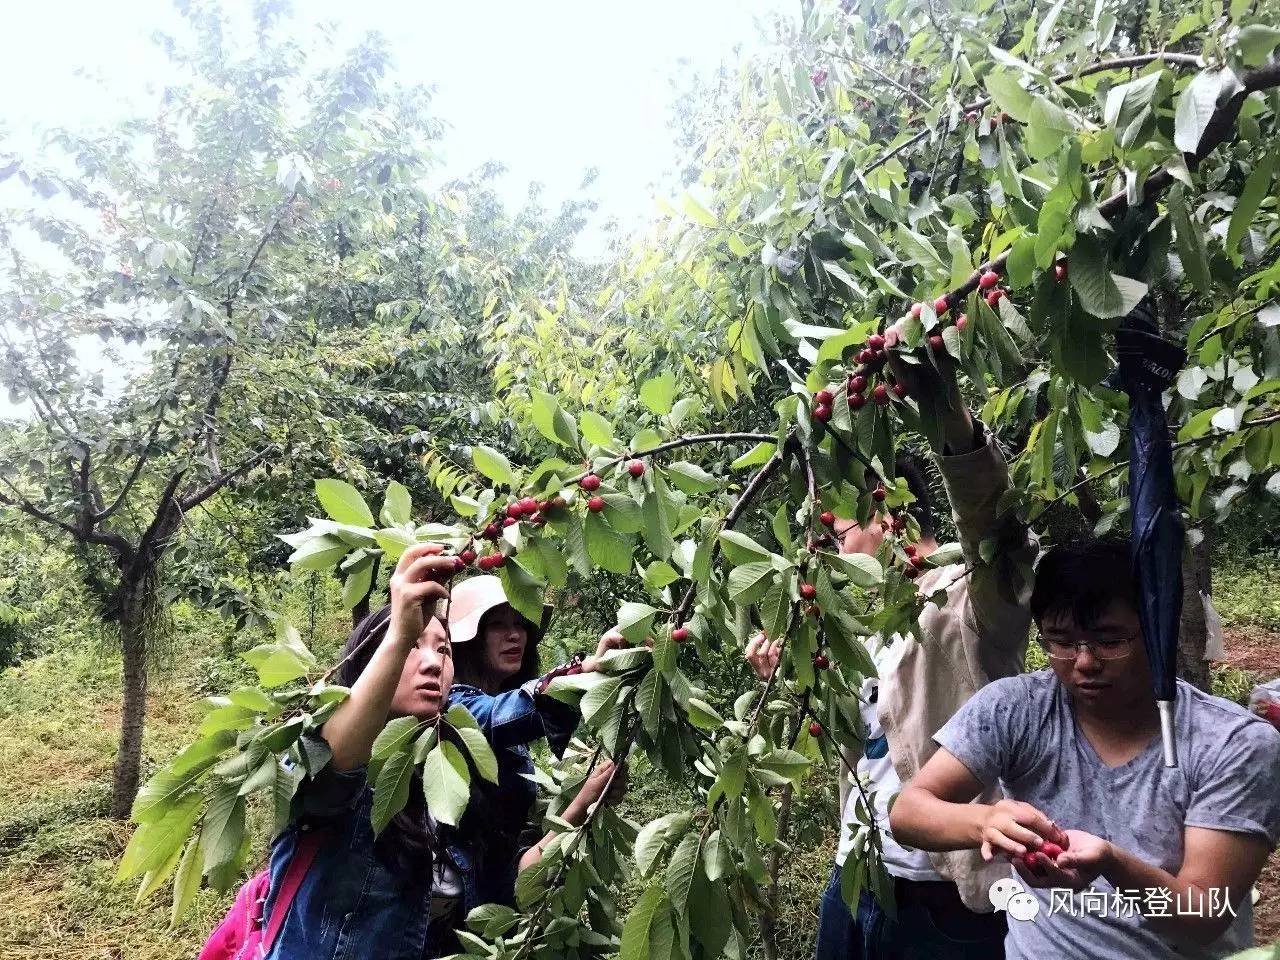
[810,332,906,424]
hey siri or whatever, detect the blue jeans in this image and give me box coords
[815,867,1007,960]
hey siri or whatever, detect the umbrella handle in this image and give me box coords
[1158,700,1178,768]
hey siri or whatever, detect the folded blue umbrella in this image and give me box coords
[1111,298,1188,767]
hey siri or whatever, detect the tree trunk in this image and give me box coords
[1177,534,1214,693]
[110,582,151,819]
[760,783,794,960]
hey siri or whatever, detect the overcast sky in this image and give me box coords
[0,0,790,416]
[1,0,789,242]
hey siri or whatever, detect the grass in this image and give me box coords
[1214,552,1280,632]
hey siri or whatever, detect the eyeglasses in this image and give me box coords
[1036,635,1136,661]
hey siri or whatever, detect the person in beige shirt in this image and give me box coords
[747,325,1035,959]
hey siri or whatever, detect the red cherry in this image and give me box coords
[848,392,866,410]
[812,403,833,423]
[809,722,823,737]
[813,654,830,669]
[529,512,545,526]
[489,554,506,569]
[1054,262,1068,282]
[892,514,908,532]
[998,111,1011,124]
[891,382,908,399]
[502,517,518,528]
[815,389,834,405]
[872,485,886,502]
[848,375,867,394]
[985,289,1004,308]
[587,496,606,512]
[580,474,601,491]
[928,334,944,351]
[955,314,968,331]
[856,348,875,364]
[800,583,817,600]
[910,303,924,319]
[904,565,920,580]
[672,626,689,643]
[460,549,477,566]
[453,557,466,572]
[933,296,950,315]
[627,460,646,477]
[867,349,887,372]
[820,511,836,528]
[904,544,917,557]
[872,384,890,405]
[518,497,539,515]
[506,503,523,520]
[911,554,926,569]
[547,495,567,511]
[978,270,999,290]
[1040,842,1065,860]
[482,523,501,540]
[866,333,886,350]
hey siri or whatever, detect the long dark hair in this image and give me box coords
[451,605,542,691]
[334,604,440,886]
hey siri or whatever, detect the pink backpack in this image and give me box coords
[198,831,323,960]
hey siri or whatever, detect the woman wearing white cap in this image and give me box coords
[445,574,626,906]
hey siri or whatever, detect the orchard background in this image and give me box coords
[2,0,1280,957]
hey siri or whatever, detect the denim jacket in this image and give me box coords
[445,679,579,903]
[263,758,479,960]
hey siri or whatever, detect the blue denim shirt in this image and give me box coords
[262,758,477,960]
[445,680,579,904]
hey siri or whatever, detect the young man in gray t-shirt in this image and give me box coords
[890,537,1280,959]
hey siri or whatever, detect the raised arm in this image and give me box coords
[321,543,454,770]
[886,326,1035,645]
[518,758,628,872]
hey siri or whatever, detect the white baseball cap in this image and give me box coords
[446,575,553,645]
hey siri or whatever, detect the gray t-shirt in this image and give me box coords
[935,671,1280,960]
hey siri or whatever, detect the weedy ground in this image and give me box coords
[0,553,1276,959]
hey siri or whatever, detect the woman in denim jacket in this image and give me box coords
[445,575,627,907]
[261,545,624,960]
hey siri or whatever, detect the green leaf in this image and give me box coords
[731,442,775,469]
[686,697,724,730]
[1226,151,1276,255]
[370,716,422,770]
[819,550,883,587]
[118,792,204,881]
[664,461,718,494]
[581,675,623,724]
[580,410,618,449]
[169,836,203,928]
[1169,186,1212,293]
[531,389,579,448]
[455,728,499,784]
[585,511,634,574]
[1238,24,1280,65]
[718,530,772,565]
[371,750,415,835]
[620,886,666,960]
[498,560,546,625]
[617,601,659,643]
[340,557,374,611]
[287,533,350,572]
[1069,234,1148,318]
[1025,96,1075,160]
[1174,68,1242,154]
[679,192,718,227]
[201,780,247,874]
[422,741,471,826]
[380,481,412,526]
[665,831,701,914]
[132,754,219,824]
[636,669,663,736]
[315,478,375,527]
[984,69,1033,122]
[639,371,677,415]
[727,561,775,605]
[471,445,515,487]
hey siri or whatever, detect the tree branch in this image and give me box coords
[178,445,274,512]
[863,52,1205,178]
[0,476,133,557]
